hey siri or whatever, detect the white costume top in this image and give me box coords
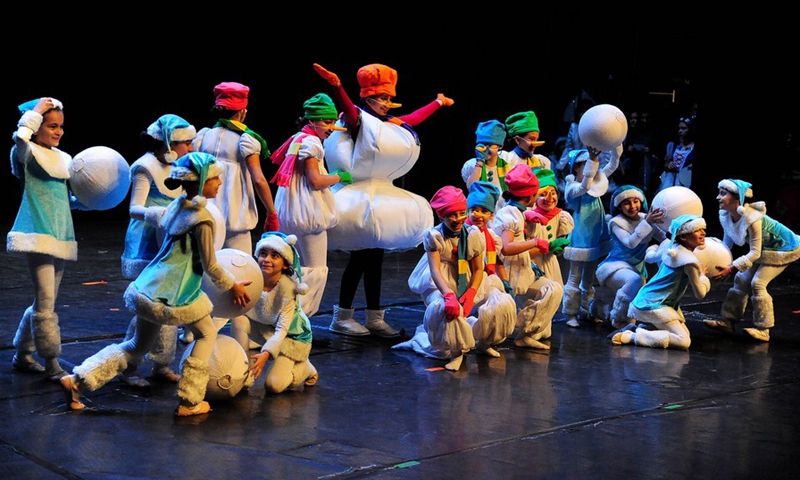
[408,225,486,297]
[193,126,262,233]
[491,205,539,295]
[274,133,339,236]
[529,210,574,285]
[324,109,433,251]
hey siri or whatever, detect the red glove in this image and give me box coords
[437,93,454,107]
[263,212,279,232]
[534,238,549,254]
[443,292,461,320]
[459,287,477,317]
[523,209,546,225]
[313,63,341,87]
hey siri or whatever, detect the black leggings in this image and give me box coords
[338,248,384,310]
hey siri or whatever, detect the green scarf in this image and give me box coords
[215,119,271,160]
[480,156,509,192]
[439,223,470,297]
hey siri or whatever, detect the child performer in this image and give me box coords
[705,179,800,342]
[235,232,318,394]
[60,153,251,416]
[492,164,563,350]
[595,185,666,330]
[525,169,573,285]
[561,145,621,328]
[464,181,517,356]
[615,214,710,349]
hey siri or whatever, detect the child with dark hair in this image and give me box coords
[61,153,251,416]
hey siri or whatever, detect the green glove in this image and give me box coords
[548,237,571,255]
[333,170,352,185]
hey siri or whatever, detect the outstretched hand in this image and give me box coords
[313,63,341,86]
[437,93,454,107]
[248,351,269,380]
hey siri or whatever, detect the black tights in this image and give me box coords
[338,248,384,310]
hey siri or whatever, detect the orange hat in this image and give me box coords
[213,82,249,110]
[357,64,397,98]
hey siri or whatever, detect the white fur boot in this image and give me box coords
[750,294,775,330]
[721,287,749,324]
[177,356,210,406]
[633,328,670,349]
[329,305,369,337]
[562,285,582,317]
[74,344,130,391]
[365,309,400,338]
[13,306,35,356]
[610,291,634,330]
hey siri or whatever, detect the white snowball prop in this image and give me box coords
[201,248,263,318]
[181,334,250,400]
[651,186,703,229]
[578,104,628,151]
[69,146,131,210]
[694,237,733,277]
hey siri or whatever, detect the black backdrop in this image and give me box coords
[2,11,716,233]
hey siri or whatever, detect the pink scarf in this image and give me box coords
[269,125,317,187]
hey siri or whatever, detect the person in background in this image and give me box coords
[193,81,278,252]
[188,82,276,345]
[270,93,349,318]
[525,168,573,285]
[461,119,510,199]
[492,164,563,350]
[118,114,197,387]
[504,111,551,171]
[655,115,696,194]
[561,145,621,328]
[704,179,800,342]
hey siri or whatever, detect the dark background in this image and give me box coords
[4,12,771,240]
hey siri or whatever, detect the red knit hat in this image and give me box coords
[213,82,249,110]
[357,64,397,98]
[504,164,540,197]
[430,186,467,218]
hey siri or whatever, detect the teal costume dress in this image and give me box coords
[7,110,76,260]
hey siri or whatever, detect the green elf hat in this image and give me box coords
[505,111,540,137]
[535,169,558,191]
[255,231,309,294]
[303,93,339,120]
[718,179,753,214]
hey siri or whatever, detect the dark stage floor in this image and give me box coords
[2,218,800,479]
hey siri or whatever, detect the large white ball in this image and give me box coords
[181,334,250,401]
[69,146,131,210]
[201,248,263,318]
[694,237,733,277]
[651,186,703,229]
[578,104,628,151]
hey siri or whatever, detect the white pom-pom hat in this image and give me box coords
[254,232,309,295]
